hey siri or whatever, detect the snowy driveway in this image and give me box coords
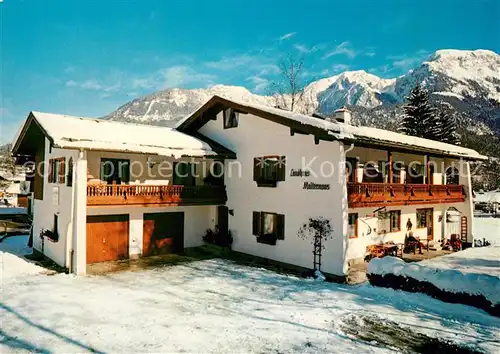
[1,238,499,354]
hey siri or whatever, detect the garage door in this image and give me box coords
[143,212,184,256]
[86,214,129,264]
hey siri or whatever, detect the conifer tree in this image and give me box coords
[399,84,439,139]
[437,109,460,144]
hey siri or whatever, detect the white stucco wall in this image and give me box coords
[199,112,349,276]
[87,205,217,255]
[32,143,78,267]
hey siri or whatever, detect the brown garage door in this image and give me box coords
[86,214,129,264]
[143,212,184,256]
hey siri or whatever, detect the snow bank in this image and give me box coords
[0,235,45,280]
[368,249,500,306]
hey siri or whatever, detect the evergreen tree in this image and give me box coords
[399,84,440,139]
[437,109,460,144]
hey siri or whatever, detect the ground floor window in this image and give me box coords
[389,210,401,232]
[252,211,285,245]
[417,208,433,228]
[348,213,358,238]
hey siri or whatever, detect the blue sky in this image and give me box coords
[1,0,499,143]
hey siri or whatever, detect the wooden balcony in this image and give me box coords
[87,184,227,207]
[347,183,465,208]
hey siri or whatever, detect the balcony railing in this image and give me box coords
[347,183,465,208]
[87,184,227,206]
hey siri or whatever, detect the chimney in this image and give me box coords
[334,107,352,124]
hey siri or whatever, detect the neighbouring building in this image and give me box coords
[0,168,29,208]
[11,97,487,278]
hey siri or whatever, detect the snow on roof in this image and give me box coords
[474,191,500,204]
[16,111,220,158]
[178,96,487,160]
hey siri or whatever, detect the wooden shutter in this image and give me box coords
[276,214,285,240]
[278,156,286,181]
[67,158,73,187]
[48,159,54,183]
[252,211,261,236]
[58,158,66,184]
[253,158,261,181]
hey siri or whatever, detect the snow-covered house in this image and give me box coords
[11,98,487,278]
[0,168,29,207]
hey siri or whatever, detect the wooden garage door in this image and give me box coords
[86,214,129,264]
[143,212,184,256]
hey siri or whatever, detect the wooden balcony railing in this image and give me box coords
[87,184,227,206]
[347,183,465,208]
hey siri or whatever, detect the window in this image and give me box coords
[389,210,401,232]
[417,209,433,229]
[66,158,73,187]
[48,158,65,184]
[100,158,130,184]
[173,162,196,186]
[252,211,285,245]
[253,156,286,187]
[348,213,358,238]
[345,158,358,183]
[445,167,459,185]
[223,108,239,129]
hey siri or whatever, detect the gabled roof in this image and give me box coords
[12,111,235,158]
[176,95,487,161]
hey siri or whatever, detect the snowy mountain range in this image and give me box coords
[106,49,500,135]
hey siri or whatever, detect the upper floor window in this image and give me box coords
[100,158,130,184]
[253,156,286,187]
[445,167,459,185]
[48,158,65,184]
[173,162,196,186]
[223,108,239,129]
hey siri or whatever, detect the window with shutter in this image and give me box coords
[253,211,285,245]
[253,156,286,187]
[48,159,54,183]
[276,214,285,240]
[223,108,239,129]
[58,158,66,184]
[252,211,261,236]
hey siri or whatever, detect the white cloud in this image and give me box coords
[388,50,430,71]
[205,55,255,71]
[161,66,217,88]
[293,43,325,54]
[64,78,122,93]
[332,64,350,72]
[279,32,296,41]
[322,41,357,59]
[247,76,270,93]
[65,80,78,87]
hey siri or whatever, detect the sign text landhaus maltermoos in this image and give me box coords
[303,182,330,190]
[290,169,330,190]
[290,169,311,177]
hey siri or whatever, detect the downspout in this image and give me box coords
[66,153,77,273]
[69,149,85,273]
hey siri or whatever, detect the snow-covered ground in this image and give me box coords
[0,235,46,281]
[474,216,500,246]
[368,245,500,306]
[1,236,499,353]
